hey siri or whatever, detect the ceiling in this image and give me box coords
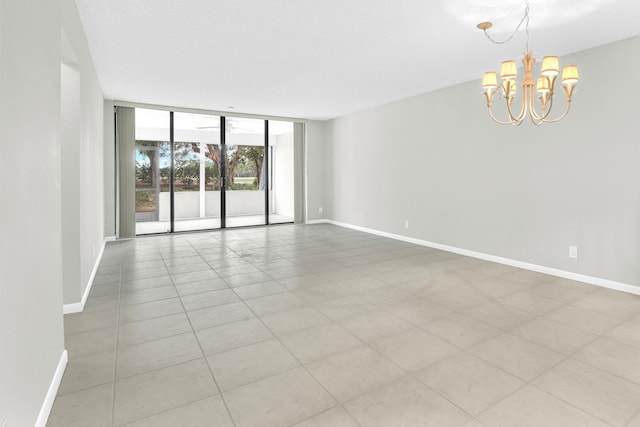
[75,0,640,120]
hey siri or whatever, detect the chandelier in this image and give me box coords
[478,1,579,126]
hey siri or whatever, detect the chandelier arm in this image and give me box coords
[541,102,572,123]
[528,85,546,121]
[540,95,554,120]
[534,86,558,122]
[487,106,518,125]
[527,89,542,125]
[507,84,528,123]
[485,85,520,125]
[529,111,543,126]
[532,84,573,123]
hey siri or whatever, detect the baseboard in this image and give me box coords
[320,219,640,296]
[35,350,68,427]
[305,219,328,225]
[63,237,110,314]
[105,235,116,242]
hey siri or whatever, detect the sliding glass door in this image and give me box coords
[225,117,266,228]
[173,112,222,232]
[133,107,295,235]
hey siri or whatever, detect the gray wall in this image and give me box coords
[325,35,640,288]
[306,120,326,221]
[0,0,105,424]
[104,100,116,238]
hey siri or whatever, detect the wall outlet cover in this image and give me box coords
[569,246,578,259]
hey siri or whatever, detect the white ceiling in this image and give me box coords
[75,0,640,120]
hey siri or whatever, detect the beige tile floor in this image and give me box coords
[136,214,293,235]
[48,224,640,427]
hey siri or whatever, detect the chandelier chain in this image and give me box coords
[482,0,530,52]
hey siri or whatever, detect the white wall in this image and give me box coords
[0,0,64,424]
[325,35,640,288]
[273,131,294,218]
[61,0,106,305]
[61,61,82,306]
[0,0,105,424]
[158,190,269,219]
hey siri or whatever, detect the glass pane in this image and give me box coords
[173,112,221,232]
[268,121,294,224]
[225,117,266,227]
[135,109,171,235]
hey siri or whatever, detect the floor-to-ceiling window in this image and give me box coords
[173,112,222,232]
[225,117,267,228]
[132,107,296,235]
[269,120,295,224]
[134,109,171,235]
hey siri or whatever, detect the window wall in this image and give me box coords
[132,108,296,235]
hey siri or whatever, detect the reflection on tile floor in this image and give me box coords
[49,224,640,427]
[136,214,293,235]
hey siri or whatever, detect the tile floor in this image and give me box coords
[136,214,294,235]
[48,224,640,427]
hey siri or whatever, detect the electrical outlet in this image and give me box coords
[318,207,323,214]
[404,220,409,229]
[569,245,578,259]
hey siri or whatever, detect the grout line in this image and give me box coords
[118,396,220,426]
[528,385,617,427]
[198,246,362,423]
[625,407,640,427]
[166,239,239,427]
[72,225,640,426]
[284,405,363,427]
[234,299,345,420]
[109,251,123,427]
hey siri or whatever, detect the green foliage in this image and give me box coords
[135,146,153,184]
[205,161,220,190]
[226,145,263,189]
[160,166,170,181]
[228,182,257,190]
[175,159,199,189]
[136,161,152,184]
[135,190,156,212]
[135,140,264,191]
